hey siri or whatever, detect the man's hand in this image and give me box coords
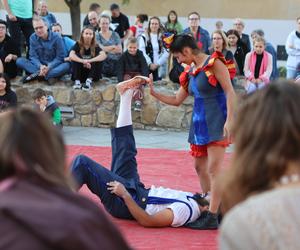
[148,73,156,96]
[8,14,17,21]
[107,181,129,198]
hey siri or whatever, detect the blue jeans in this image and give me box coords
[16,58,70,80]
[71,125,149,219]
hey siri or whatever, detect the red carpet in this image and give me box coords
[67,145,232,250]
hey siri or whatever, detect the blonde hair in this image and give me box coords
[212,30,229,50]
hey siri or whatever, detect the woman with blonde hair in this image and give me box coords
[220,81,300,250]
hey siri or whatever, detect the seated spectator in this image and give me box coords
[0,19,20,79]
[96,15,122,77]
[83,3,101,27]
[0,107,131,250]
[233,18,251,53]
[183,12,211,53]
[285,17,300,79]
[70,26,106,90]
[226,29,248,76]
[87,11,100,32]
[32,88,62,128]
[117,37,149,111]
[138,16,169,81]
[71,82,210,228]
[219,82,300,250]
[209,30,236,80]
[0,73,17,112]
[16,16,70,84]
[244,37,273,94]
[128,14,148,39]
[51,23,75,62]
[165,10,183,34]
[38,0,57,28]
[110,3,130,43]
[251,29,278,81]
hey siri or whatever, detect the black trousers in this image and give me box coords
[71,61,102,82]
[6,16,34,57]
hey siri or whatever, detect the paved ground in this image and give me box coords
[63,126,234,152]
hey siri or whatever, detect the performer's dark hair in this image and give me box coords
[170,34,200,53]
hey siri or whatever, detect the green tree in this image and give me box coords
[64,0,81,40]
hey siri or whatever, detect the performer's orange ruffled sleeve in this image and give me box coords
[179,65,191,93]
[203,51,236,87]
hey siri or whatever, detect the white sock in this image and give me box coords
[116,89,134,128]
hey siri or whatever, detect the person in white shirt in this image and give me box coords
[71,77,209,228]
[138,17,169,81]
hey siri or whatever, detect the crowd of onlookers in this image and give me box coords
[1,1,300,112]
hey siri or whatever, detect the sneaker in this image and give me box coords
[21,71,39,83]
[134,100,142,111]
[185,211,219,230]
[73,81,82,90]
[116,76,149,95]
[82,82,91,91]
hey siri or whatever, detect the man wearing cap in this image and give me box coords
[110,3,130,43]
[0,19,20,78]
[71,79,210,228]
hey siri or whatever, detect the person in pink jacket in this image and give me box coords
[244,37,272,94]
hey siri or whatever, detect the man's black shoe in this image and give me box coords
[185,211,219,230]
[21,72,39,83]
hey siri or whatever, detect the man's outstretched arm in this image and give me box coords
[107,181,174,227]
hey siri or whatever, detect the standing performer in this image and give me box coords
[149,34,236,229]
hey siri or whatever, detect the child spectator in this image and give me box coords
[117,37,149,111]
[32,88,62,127]
[38,0,57,28]
[244,37,273,94]
[0,73,17,112]
[0,19,20,79]
[51,23,75,62]
[70,26,106,90]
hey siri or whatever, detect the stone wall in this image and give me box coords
[13,78,197,131]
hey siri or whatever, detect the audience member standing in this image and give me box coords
[244,37,272,94]
[0,20,20,79]
[227,29,248,76]
[83,3,101,27]
[110,4,130,43]
[70,26,106,90]
[233,18,251,53]
[38,0,57,28]
[251,29,278,80]
[285,17,300,79]
[3,0,38,56]
[138,17,169,81]
[220,82,300,250]
[117,37,149,111]
[0,73,17,112]
[16,17,70,84]
[165,10,183,34]
[183,12,211,54]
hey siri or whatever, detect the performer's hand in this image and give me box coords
[107,181,129,198]
[223,120,233,143]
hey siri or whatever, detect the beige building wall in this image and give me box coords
[48,0,299,20]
